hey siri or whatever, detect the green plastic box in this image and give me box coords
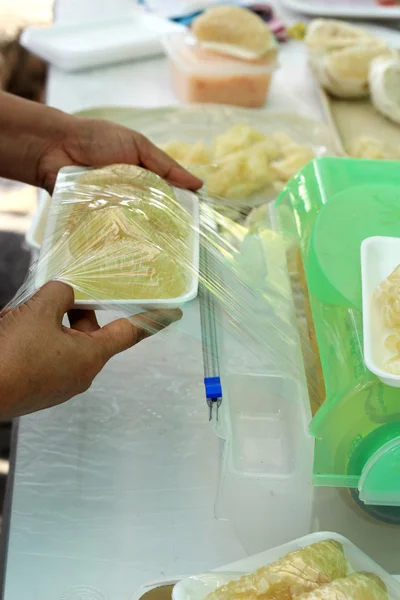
[275,157,400,505]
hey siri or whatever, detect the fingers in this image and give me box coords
[68,309,100,333]
[132,308,183,335]
[30,281,75,322]
[135,134,203,191]
[93,308,182,361]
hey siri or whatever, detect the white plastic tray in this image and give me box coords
[173,532,400,600]
[361,236,400,387]
[36,166,200,310]
[281,0,400,19]
[20,12,184,72]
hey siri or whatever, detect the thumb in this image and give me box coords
[92,308,182,361]
[30,281,75,322]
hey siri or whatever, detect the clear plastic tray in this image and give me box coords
[162,32,277,107]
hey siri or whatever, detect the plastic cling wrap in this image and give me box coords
[36,164,199,306]
[8,160,317,548]
[9,160,319,554]
[6,161,340,539]
[8,163,310,385]
[13,156,400,510]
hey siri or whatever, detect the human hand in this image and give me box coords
[0,282,181,419]
[37,115,203,194]
[1,93,202,193]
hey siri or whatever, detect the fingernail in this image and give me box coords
[165,308,183,323]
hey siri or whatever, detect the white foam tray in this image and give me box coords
[281,0,400,19]
[20,12,184,72]
[36,166,200,310]
[361,236,400,387]
[173,532,400,600]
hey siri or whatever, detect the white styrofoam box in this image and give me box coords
[36,166,199,310]
[20,12,185,72]
[173,532,400,600]
[361,236,400,387]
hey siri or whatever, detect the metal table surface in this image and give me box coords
[2,1,399,599]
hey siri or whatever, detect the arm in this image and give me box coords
[0,91,71,188]
[0,91,202,193]
[0,92,199,418]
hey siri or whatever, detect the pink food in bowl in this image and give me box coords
[165,34,277,108]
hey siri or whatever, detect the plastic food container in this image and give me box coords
[172,532,400,600]
[163,32,277,108]
[36,166,200,311]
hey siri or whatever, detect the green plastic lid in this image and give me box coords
[308,185,400,310]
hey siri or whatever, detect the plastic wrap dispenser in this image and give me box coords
[273,156,400,508]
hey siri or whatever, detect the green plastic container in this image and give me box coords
[275,157,400,503]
